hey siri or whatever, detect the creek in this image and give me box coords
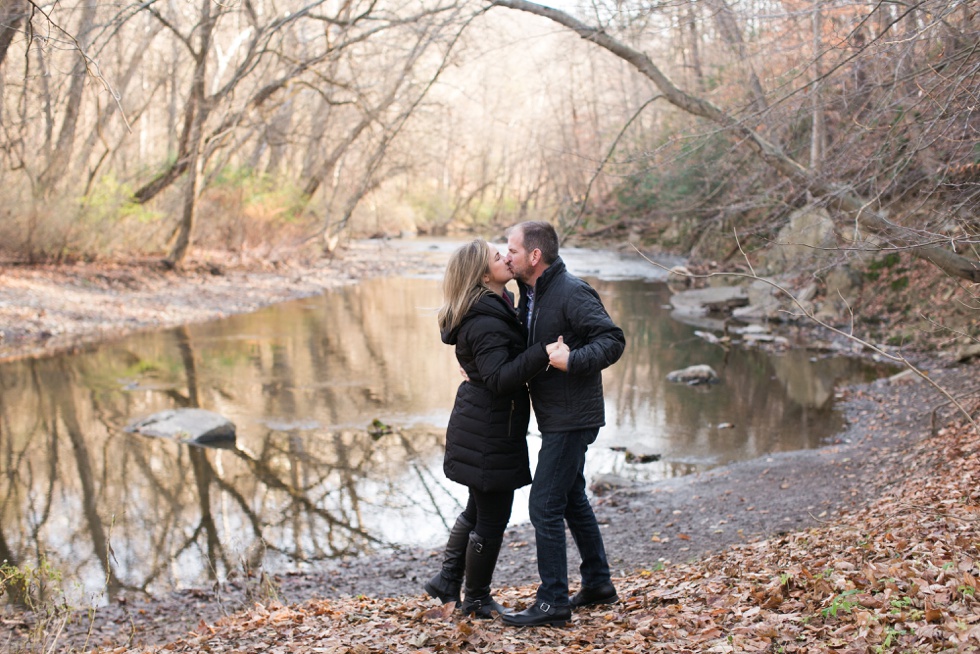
[0,239,893,604]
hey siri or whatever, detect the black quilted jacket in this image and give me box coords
[515,257,626,432]
[440,291,550,491]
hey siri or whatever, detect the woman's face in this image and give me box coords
[485,247,513,287]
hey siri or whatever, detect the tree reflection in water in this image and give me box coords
[1,351,455,603]
[0,278,462,603]
[0,274,890,604]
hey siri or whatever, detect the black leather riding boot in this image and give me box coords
[459,533,511,618]
[424,514,473,605]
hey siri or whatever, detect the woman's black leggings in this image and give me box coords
[461,488,514,540]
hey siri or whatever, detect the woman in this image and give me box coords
[425,239,563,618]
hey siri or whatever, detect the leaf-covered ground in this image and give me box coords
[92,391,980,654]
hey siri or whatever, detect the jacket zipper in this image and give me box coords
[508,400,515,439]
[526,293,539,347]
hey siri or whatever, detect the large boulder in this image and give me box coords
[125,408,236,445]
[759,206,871,321]
[763,207,837,272]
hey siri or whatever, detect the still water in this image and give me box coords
[0,241,889,604]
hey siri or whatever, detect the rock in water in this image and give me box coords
[666,364,720,385]
[669,286,748,315]
[125,408,236,445]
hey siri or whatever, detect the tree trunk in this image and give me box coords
[490,0,980,283]
[0,0,28,68]
[37,1,98,196]
[168,0,216,267]
[685,1,704,92]
[169,113,204,267]
[810,1,826,172]
[706,0,767,113]
[264,100,294,176]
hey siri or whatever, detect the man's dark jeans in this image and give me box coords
[529,428,611,606]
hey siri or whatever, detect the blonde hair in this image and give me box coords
[438,239,494,333]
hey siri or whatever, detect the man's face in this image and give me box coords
[505,229,532,284]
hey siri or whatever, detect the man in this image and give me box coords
[501,221,626,627]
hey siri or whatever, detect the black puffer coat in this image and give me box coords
[515,257,626,432]
[441,291,550,491]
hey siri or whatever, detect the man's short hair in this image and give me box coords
[517,221,559,264]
